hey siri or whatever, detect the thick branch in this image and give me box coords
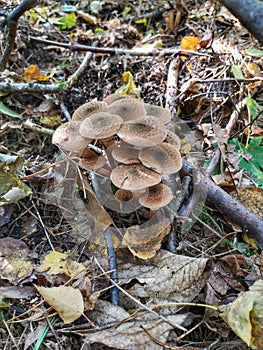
[220,0,263,44]
[182,161,263,249]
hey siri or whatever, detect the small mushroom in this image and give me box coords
[103,93,131,105]
[117,116,167,147]
[111,145,140,164]
[78,148,107,170]
[104,98,145,122]
[138,142,182,174]
[79,112,123,139]
[110,163,161,190]
[72,101,106,122]
[144,104,171,124]
[52,121,92,151]
[138,183,173,209]
[114,189,134,202]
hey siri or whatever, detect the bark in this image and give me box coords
[220,0,263,44]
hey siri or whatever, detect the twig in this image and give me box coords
[0,82,66,94]
[104,227,119,306]
[165,56,180,116]
[23,118,53,136]
[0,0,38,71]
[30,36,211,57]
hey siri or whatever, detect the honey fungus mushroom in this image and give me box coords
[138,142,182,175]
[103,93,131,105]
[117,116,167,147]
[111,145,140,164]
[52,121,92,151]
[72,101,106,122]
[104,98,145,122]
[138,183,173,209]
[110,163,161,190]
[144,104,171,124]
[79,112,123,139]
[78,148,107,171]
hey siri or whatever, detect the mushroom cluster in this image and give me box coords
[52,94,182,210]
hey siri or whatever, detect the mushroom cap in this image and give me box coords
[138,183,173,209]
[138,142,182,175]
[114,189,134,202]
[72,101,106,122]
[104,98,145,122]
[52,121,92,151]
[79,112,123,139]
[117,116,167,147]
[144,103,171,124]
[164,130,181,149]
[103,93,131,105]
[78,148,107,170]
[110,163,161,190]
[111,145,140,164]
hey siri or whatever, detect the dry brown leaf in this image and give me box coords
[0,238,34,284]
[85,300,187,350]
[118,250,210,302]
[36,285,84,324]
[218,280,263,349]
[122,218,171,259]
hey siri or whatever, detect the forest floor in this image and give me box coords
[0,0,263,349]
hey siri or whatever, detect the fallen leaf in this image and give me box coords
[23,64,53,82]
[36,285,84,324]
[85,300,187,349]
[39,251,85,277]
[218,279,263,349]
[118,249,210,302]
[180,36,200,51]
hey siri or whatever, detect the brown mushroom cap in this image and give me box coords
[72,101,106,122]
[138,183,173,209]
[110,163,161,190]
[144,104,171,124]
[114,189,134,202]
[52,121,92,151]
[103,93,131,105]
[104,98,145,122]
[111,146,140,164]
[78,148,107,170]
[79,112,123,139]
[138,142,182,174]
[117,116,167,147]
[164,130,181,149]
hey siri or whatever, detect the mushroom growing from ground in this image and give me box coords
[103,93,131,105]
[72,101,106,122]
[110,163,161,190]
[111,145,140,164]
[144,103,171,124]
[117,116,167,147]
[52,121,92,151]
[79,112,123,139]
[104,98,145,122]
[138,142,182,175]
[78,148,107,171]
[138,183,173,209]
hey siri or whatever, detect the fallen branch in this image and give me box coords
[0,82,67,94]
[30,36,210,57]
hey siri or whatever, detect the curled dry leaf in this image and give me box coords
[36,285,84,324]
[122,218,171,259]
[218,279,263,349]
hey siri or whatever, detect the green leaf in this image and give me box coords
[0,101,22,119]
[135,18,147,26]
[245,48,263,57]
[245,98,259,119]
[59,12,76,30]
[231,64,244,79]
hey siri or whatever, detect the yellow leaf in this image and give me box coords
[180,36,200,51]
[218,280,263,349]
[36,285,84,324]
[39,251,85,277]
[115,71,136,94]
[23,64,54,82]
